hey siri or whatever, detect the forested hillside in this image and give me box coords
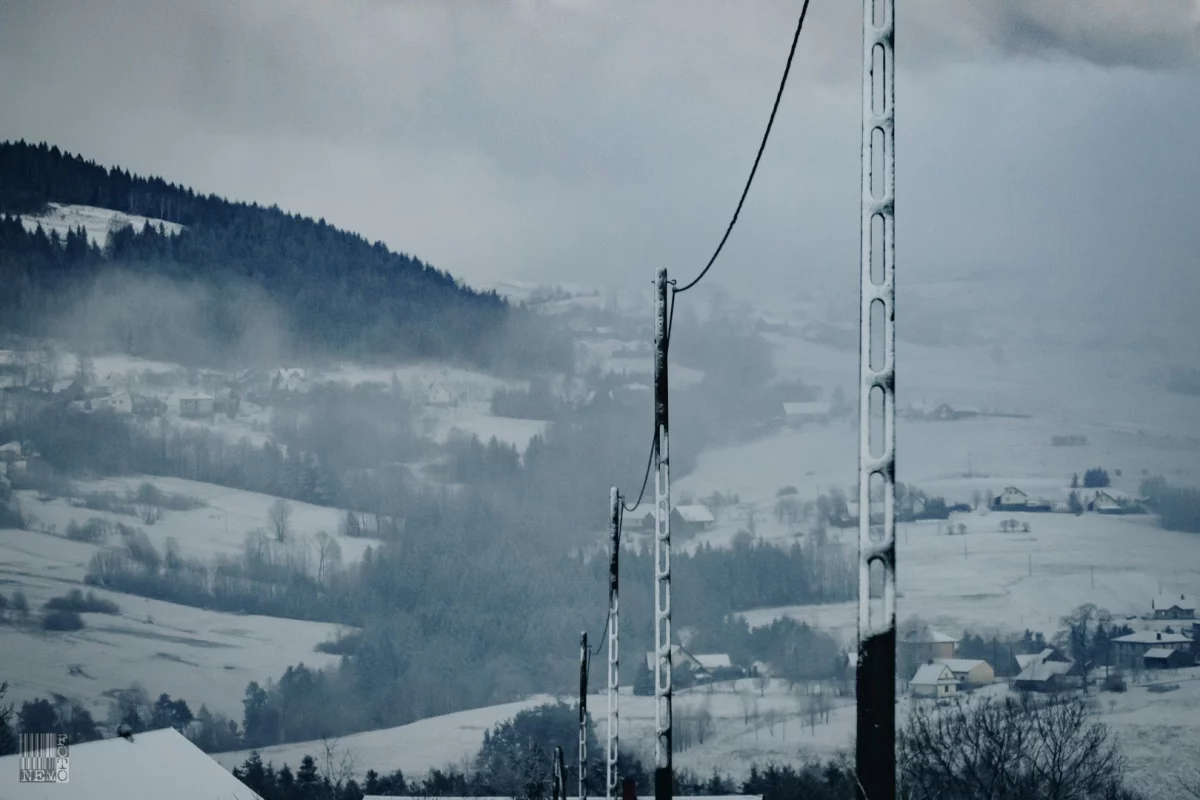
[0,140,569,371]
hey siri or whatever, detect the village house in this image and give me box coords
[782,401,831,427]
[991,486,1053,512]
[1015,647,1071,672]
[0,727,265,800]
[92,390,132,415]
[643,645,734,682]
[425,381,453,407]
[1152,593,1196,621]
[671,504,716,536]
[934,658,995,688]
[179,393,214,418]
[1111,630,1192,669]
[1011,659,1082,693]
[898,625,958,677]
[910,662,957,699]
[1142,647,1192,670]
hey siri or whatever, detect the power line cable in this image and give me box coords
[589,503,624,658]
[673,0,813,295]
[623,435,657,513]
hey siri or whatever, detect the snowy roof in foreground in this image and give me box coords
[366,797,763,800]
[674,504,715,523]
[1113,631,1191,645]
[0,727,263,800]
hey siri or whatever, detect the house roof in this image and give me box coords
[0,727,264,800]
[783,401,832,416]
[910,663,955,685]
[1015,648,1059,670]
[1015,660,1075,683]
[1143,648,1184,659]
[180,392,213,401]
[936,658,989,673]
[673,505,715,524]
[645,644,699,671]
[1154,594,1196,612]
[1113,631,1191,645]
[694,653,732,670]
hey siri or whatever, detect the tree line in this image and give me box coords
[0,140,571,372]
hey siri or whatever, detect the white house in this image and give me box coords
[1152,594,1195,620]
[910,662,957,698]
[426,381,453,407]
[93,390,132,415]
[0,727,264,800]
[935,658,995,687]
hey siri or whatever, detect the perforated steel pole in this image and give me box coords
[856,0,896,797]
[652,268,673,800]
[606,487,621,800]
[580,631,588,800]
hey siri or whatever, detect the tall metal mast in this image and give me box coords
[652,268,673,800]
[606,487,621,800]
[579,631,589,800]
[856,0,897,797]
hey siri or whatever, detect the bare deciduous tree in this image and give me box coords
[268,498,292,542]
[899,693,1128,800]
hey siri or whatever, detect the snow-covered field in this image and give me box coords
[18,475,384,566]
[418,402,550,455]
[19,202,184,246]
[0,528,349,720]
[208,672,1200,794]
[212,694,560,777]
[738,511,1200,646]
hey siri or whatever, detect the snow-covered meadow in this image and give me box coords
[0,528,350,720]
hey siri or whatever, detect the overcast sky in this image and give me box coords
[2,1,1198,337]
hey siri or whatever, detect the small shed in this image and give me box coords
[910,662,957,698]
[1142,647,1192,670]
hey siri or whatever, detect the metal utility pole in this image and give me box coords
[652,267,673,800]
[856,0,896,796]
[607,488,621,800]
[580,631,589,800]
[554,746,565,800]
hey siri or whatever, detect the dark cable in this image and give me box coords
[589,503,624,657]
[673,0,813,295]
[623,433,657,513]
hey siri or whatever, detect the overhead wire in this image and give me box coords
[582,0,816,682]
[673,0,813,295]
